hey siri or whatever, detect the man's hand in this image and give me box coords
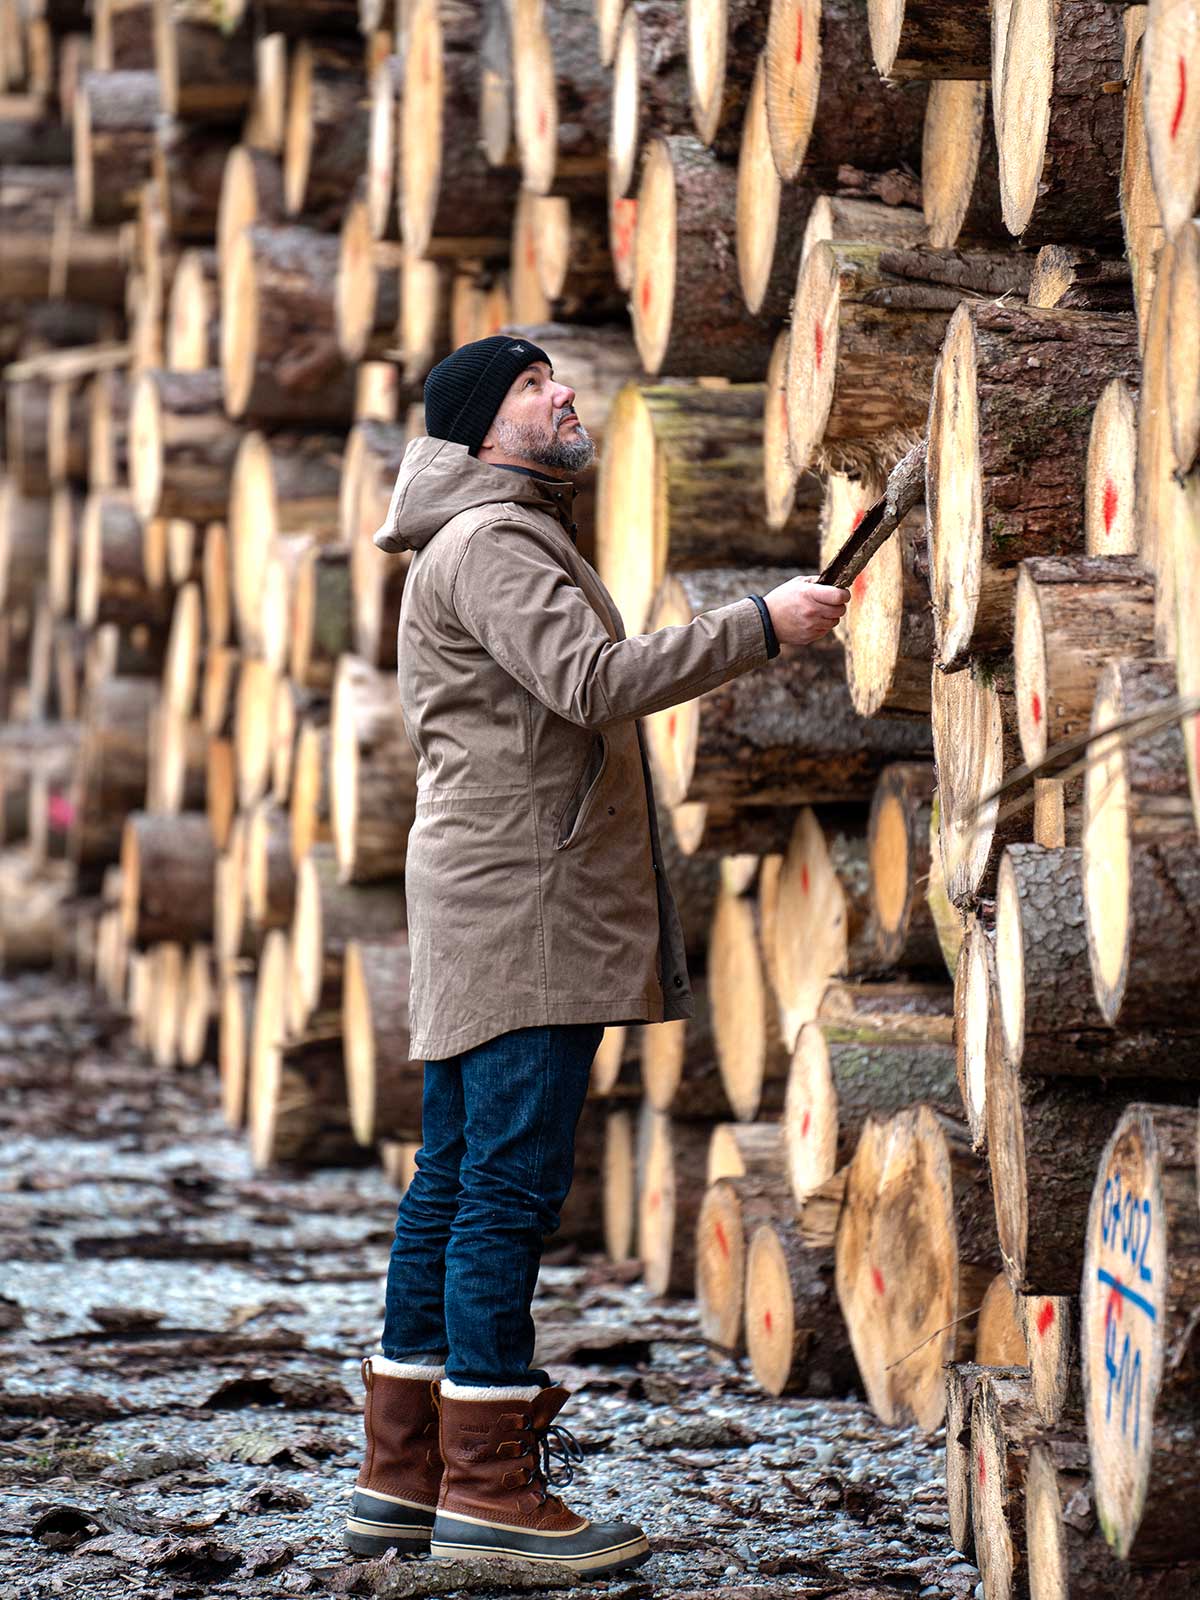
[763,575,850,647]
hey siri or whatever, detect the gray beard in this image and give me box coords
[491,411,596,474]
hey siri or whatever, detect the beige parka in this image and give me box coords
[375,436,772,1061]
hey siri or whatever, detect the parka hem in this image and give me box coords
[411,993,682,1064]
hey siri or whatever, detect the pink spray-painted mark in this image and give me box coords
[1171,57,1188,141]
[48,793,75,830]
[814,319,823,372]
[640,276,651,315]
[1031,692,1042,728]
[1103,477,1118,535]
[801,862,810,895]
[871,1266,885,1297]
[795,13,804,64]
[1035,1300,1055,1338]
[714,1219,729,1259]
[800,1109,811,1138]
[977,1449,986,1486]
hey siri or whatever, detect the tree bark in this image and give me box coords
[154,0,255,122]
[1013,555,1154,767]
[633,135,779,380]
[222,224,356,426]
[926,300,1140,666]
[786,1009,959,1200]
[764,0,926,183]
[73,69,159,224]
[119,811,215,946]
[996,0,1124,243]
[986,1057,1188,1296]
[869,0,992,79]
[130,369,243,524]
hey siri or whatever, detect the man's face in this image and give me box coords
[479,361,595,475]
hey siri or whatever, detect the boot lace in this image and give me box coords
[519,1420,584,1506]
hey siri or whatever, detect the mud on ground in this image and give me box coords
[0,976,981,1600]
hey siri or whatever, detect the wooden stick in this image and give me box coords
[817,438,926,588]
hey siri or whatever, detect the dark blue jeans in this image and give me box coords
[381,1022,604,1385]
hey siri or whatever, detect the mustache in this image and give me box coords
[554,406,582,428]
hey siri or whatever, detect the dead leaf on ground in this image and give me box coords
[201,1372,352,1412]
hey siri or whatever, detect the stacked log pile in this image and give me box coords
[0,0,1198,1590]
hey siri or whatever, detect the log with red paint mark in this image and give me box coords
[836,1104,997,1431]
[785,978,956,1201]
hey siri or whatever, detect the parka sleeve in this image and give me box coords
[450,519,771,729]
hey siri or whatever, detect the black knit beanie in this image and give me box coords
[423,334,552,456]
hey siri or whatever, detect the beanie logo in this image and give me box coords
[508,344,526,355]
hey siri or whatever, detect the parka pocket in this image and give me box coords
[555,733,608,850]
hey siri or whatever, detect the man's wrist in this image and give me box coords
[748,594,780,659]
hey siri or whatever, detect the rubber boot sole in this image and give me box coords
[345,1488,436,1556]
[430,1512,652,1575]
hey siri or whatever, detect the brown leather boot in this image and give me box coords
[430,1383,650,1574]
[344,1358,443,1555]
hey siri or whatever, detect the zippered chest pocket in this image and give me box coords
[556,734,608,850]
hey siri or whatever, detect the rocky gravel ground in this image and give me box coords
[0,976,981,1600]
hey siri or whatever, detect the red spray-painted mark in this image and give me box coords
[649,1189,661,1212]
[801,862,810,894]
[800,1109,811,1138]
[977,1449,986,1486]
[814,319,823,372]
[1103,477,1118,535]
[1171,57,1188,141]
[852,570,868,601]
[1031,692,1042,728]
[640,276,651,315]
[613,200,635,260]
[1035,1300,1055,1338]
[795,13,804,64]
[764,1308,774,1335]
[537,105,548,139]
[871,1266,885,1297]
[525,237,536,270]
[714,1219,729,1259]
[1104,1275,1124,1328]
[667,711,677,741]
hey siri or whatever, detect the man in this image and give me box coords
[347,335,848,1575]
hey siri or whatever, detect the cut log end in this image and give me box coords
[735,55,782,318]
[1086,379,1139,558]
[1081,1104,1200,1564]
[630,140,677,377]
[764,0,821,181]
[1143,0,1200,233]
[785,240,839,475]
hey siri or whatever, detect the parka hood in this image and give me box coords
[373,435,576,553]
